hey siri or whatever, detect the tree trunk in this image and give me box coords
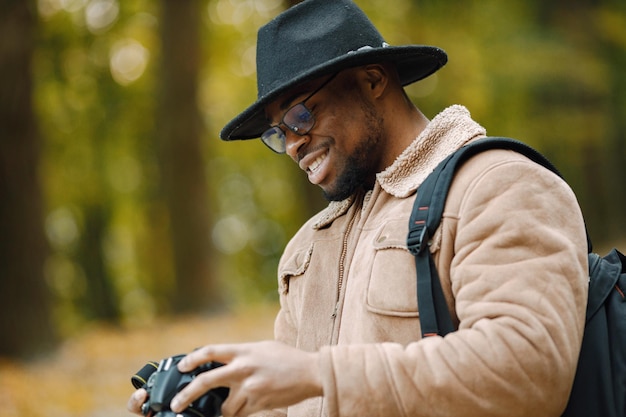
[0,0,57,358]
[78,203,120,321]
[157,0,222,313]
[602,36,626,244]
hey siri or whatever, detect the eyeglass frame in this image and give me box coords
[261,72,339,154]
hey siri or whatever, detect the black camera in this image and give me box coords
[131,354,229,417]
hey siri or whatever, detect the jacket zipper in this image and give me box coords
[331,210,358,321]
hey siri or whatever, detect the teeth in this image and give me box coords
[308,154,326,173]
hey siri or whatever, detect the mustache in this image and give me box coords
[296,138,333,164]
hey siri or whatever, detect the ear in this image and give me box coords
[360,64,390,99]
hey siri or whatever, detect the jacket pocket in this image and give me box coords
[278,243,314,295]
[366,220,419,317]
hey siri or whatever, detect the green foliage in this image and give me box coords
[32,0,626,336]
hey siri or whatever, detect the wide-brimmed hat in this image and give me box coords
[220,0,447,141]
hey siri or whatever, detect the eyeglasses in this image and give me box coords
[261,72,338,154]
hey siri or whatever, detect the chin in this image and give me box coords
[320,163,367,201]
[321,185,356,202]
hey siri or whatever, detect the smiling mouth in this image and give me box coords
[306,151,327,175]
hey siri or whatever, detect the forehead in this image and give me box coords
[264,77,326,119]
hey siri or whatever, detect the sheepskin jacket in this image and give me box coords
[272,105,588,417]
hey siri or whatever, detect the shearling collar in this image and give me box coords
[313,105,486,229]
[378,104,487,198]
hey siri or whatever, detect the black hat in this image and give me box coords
[220,0,447,141]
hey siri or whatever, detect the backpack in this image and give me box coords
[406,137,626,417]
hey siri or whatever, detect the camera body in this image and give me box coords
[132,354,229,417]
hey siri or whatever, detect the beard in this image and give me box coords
[322,98,385,202]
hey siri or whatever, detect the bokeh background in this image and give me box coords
[1,0,625,415]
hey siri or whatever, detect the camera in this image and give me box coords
[131,354,229,417]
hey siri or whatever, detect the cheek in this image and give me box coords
[320,112,365,151]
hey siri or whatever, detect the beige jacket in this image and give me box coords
[274,105,588,417]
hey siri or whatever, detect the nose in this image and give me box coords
[284,131,310,161]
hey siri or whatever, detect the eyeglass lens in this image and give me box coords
[261,72,338,154]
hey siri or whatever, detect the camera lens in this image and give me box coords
[132,361,159,389]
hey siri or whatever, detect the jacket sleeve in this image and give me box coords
[318,152,589,417]
[249,410,287,417]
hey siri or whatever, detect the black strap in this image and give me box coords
[407,137,591,337]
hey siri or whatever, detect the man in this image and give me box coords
[128,1,588,416]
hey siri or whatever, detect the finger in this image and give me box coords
[220,390,248,417]
[126,388,148,414]
[178,344,245,372]
[170,364,232,413]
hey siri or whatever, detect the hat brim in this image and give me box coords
[220,45,447,141]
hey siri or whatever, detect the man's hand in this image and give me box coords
[127,388,147,415]
[170,340,322,417]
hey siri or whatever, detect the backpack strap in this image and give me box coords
[407,137,591,337]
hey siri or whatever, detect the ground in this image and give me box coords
[0,303,278,417]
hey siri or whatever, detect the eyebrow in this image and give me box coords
[279,88,311,111]
[271,72,339,120]
[264,93,305,125]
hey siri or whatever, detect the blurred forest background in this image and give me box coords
[1,0,625,414]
